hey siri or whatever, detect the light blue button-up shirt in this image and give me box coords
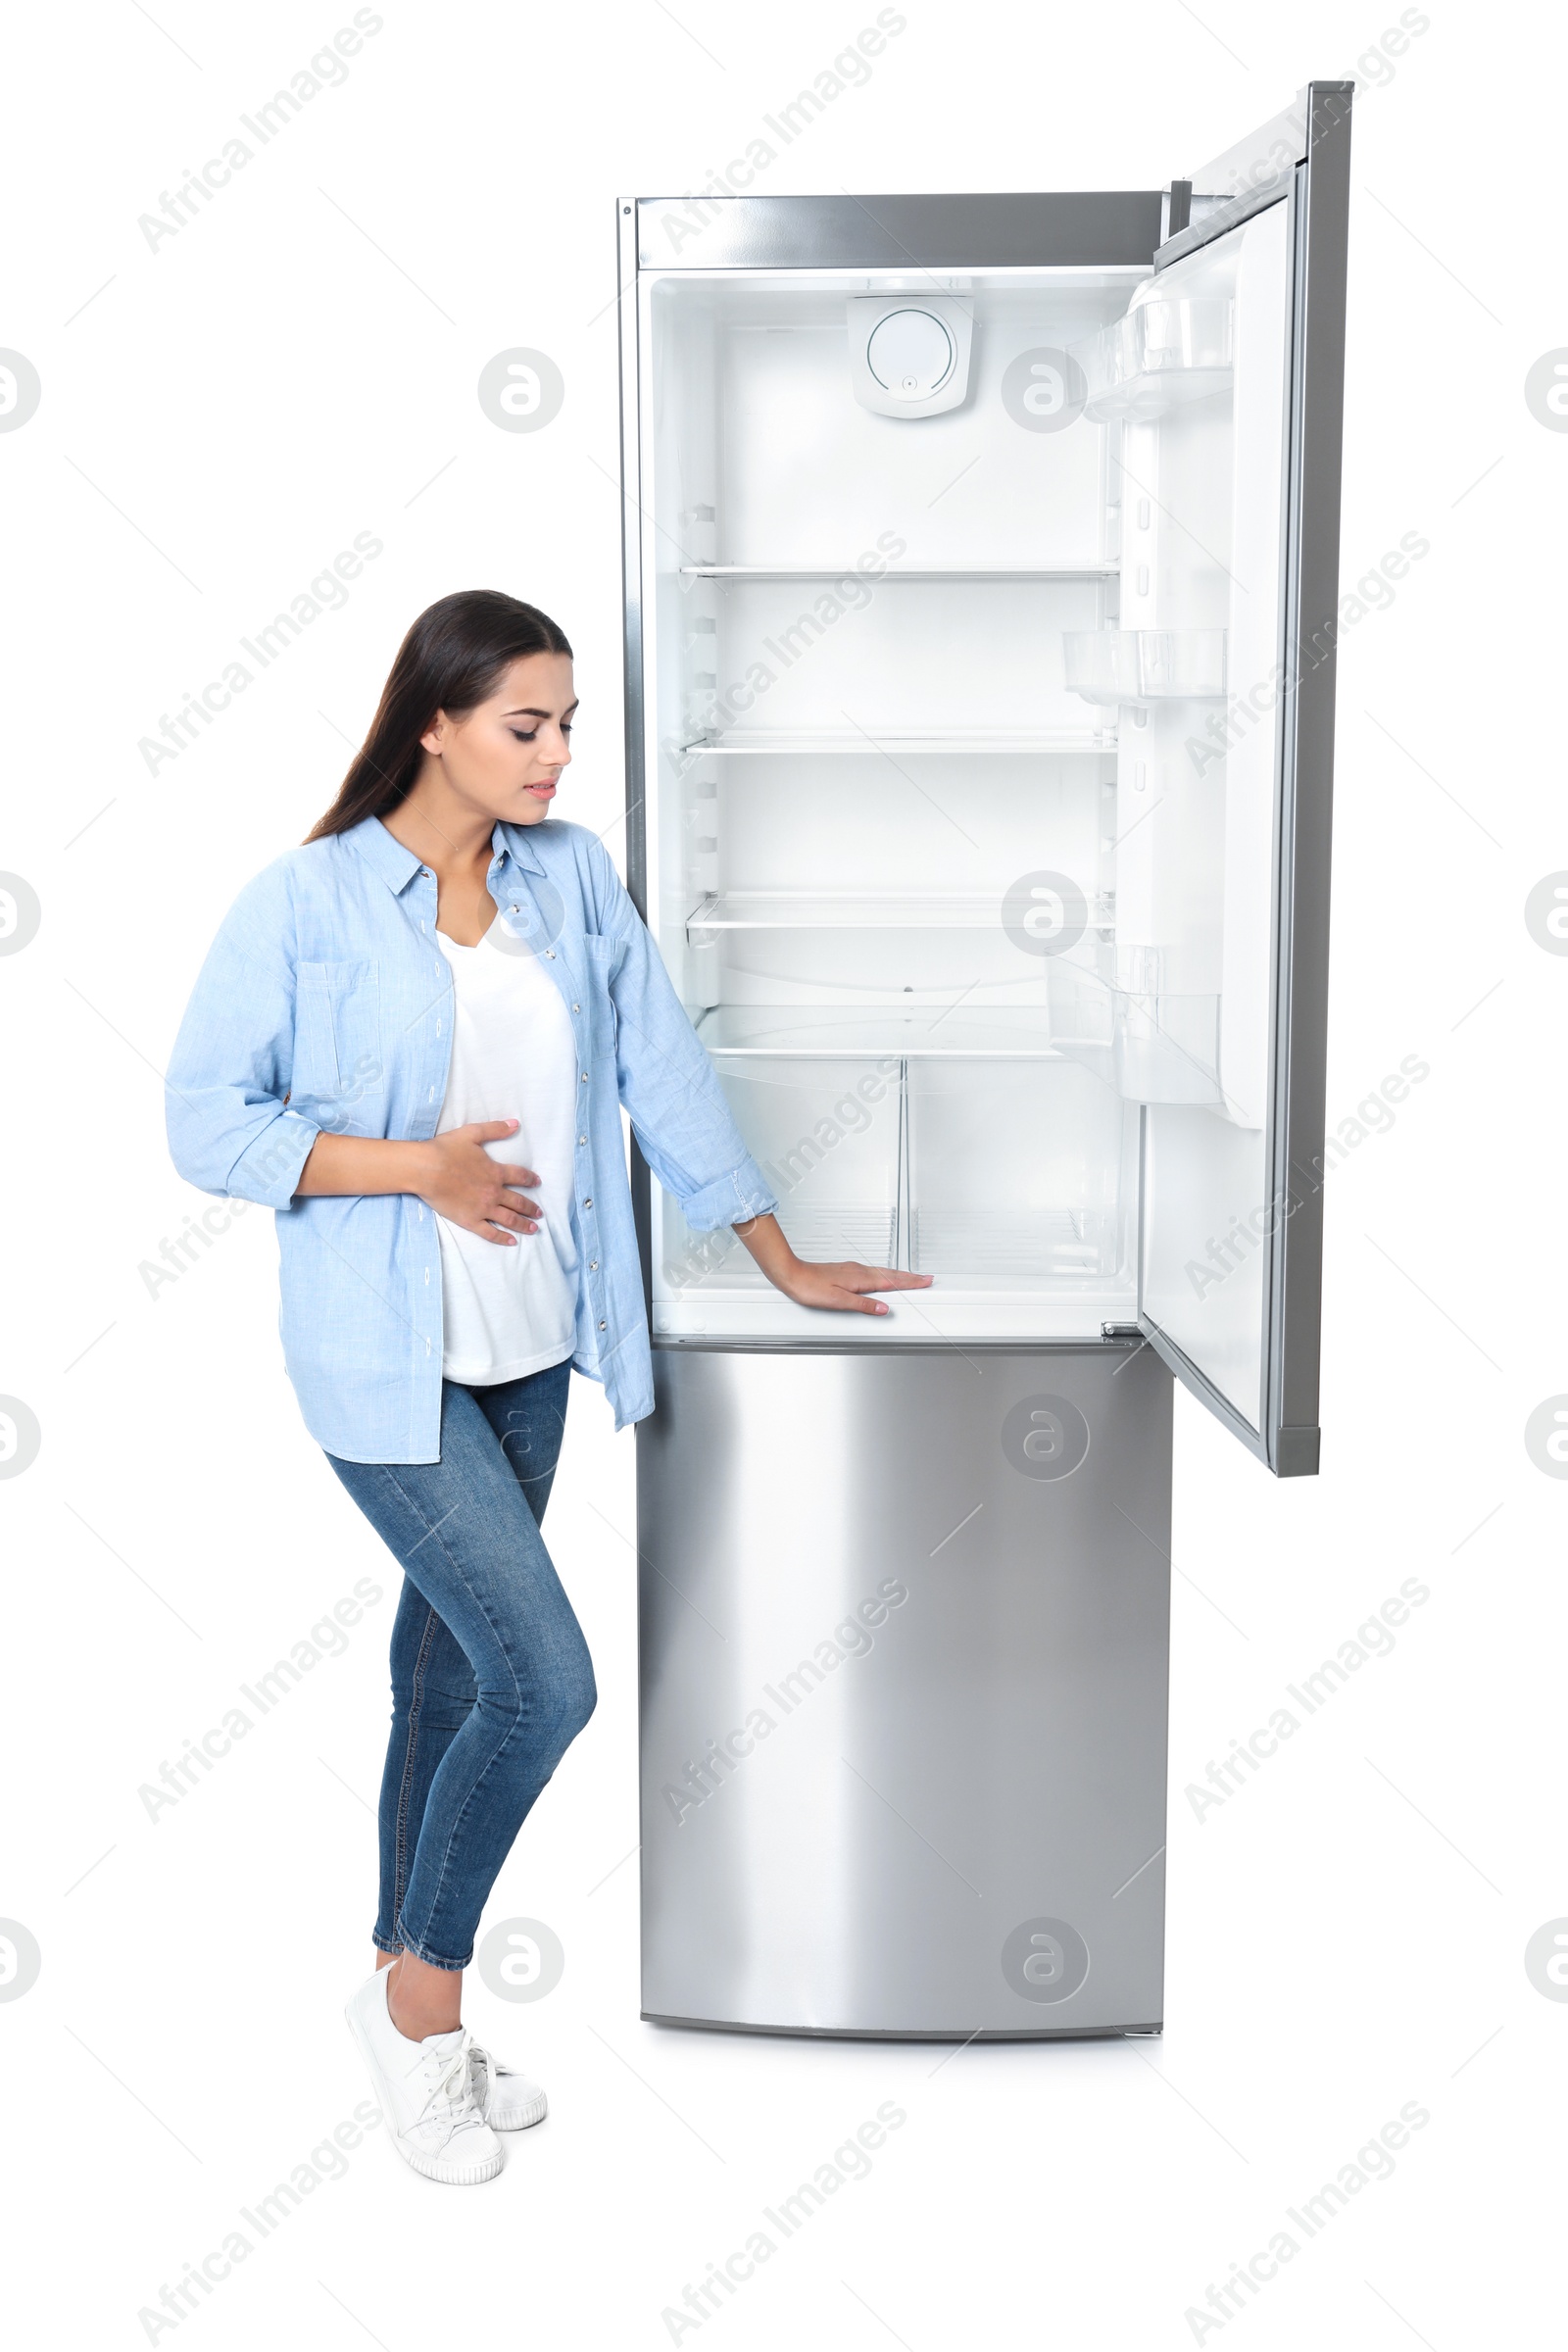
[165,813,776,1461]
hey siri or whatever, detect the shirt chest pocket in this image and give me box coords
[581,934,623,1063]
[295,959,383,1127]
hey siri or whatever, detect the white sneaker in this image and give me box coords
[344,1968,503,2184]
[469,2040,548,2132]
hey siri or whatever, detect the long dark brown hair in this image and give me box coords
[305,589,572,842]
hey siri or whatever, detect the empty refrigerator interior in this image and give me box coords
[635,229,1290,1399]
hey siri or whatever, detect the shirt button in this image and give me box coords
[578,1135,587,1147]
[580,1073,588,1084]
[422,867,432,877]
[546,949,556,958]
[589,1259,599,1271]
[583,1198,592,1209]
[572,1003,580,1012]
[599,1320,607,1332]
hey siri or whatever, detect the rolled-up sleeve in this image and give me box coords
[588,846,777,1235]
[165,864,320,1211]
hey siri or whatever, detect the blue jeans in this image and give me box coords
[324,1361,595,1972]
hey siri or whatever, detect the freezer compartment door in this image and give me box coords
[1127,86,1351,1476]
[637,1344,1172,2039]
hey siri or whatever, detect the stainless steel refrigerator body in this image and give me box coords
[617,87,1350,2036]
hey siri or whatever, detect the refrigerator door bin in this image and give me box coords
[1044,961,1223,1107]
[1113,994,1222,1105]
[1062,627,1227,706]
[1073,295,1234,420]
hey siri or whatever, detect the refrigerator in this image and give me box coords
[616,84,1351,2038]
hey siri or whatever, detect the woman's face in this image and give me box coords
[420,652,576,826]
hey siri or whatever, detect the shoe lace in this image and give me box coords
[406,2029,484,2130]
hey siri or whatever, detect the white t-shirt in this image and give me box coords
[432,919,580,1385]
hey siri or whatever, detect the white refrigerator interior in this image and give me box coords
[642,226,1288,1391]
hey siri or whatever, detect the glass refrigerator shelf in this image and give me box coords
[694,1004,1063,1059]
[676,727,1119,756]
[685,891,1116,942]
[677,564,1120,581]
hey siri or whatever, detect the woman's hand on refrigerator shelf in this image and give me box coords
[775,1257,935,1315]
[731,1212,933,1315]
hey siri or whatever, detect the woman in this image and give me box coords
[166,589,929,2185]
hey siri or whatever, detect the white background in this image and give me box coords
[1,2,1561,2344]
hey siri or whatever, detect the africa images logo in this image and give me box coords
[1001,1395,1091,1481]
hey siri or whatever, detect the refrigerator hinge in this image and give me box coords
[1101,1321,1144,1341]
[1161,179,1193,242]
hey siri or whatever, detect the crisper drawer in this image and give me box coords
[906,1058,1132,1286]
[660,1056,902,1294]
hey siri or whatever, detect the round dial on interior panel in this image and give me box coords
[865,309,955,400]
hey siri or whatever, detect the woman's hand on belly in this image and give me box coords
[416,1120,542,1245]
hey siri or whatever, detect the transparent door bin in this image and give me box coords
[1072,297,1233,421]
[906,1061,1130,1287]
[1062,629,1227,706]
[1111,993,1222,1106]
[660,1058,901,1297]
[1045,960,1222,1108]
